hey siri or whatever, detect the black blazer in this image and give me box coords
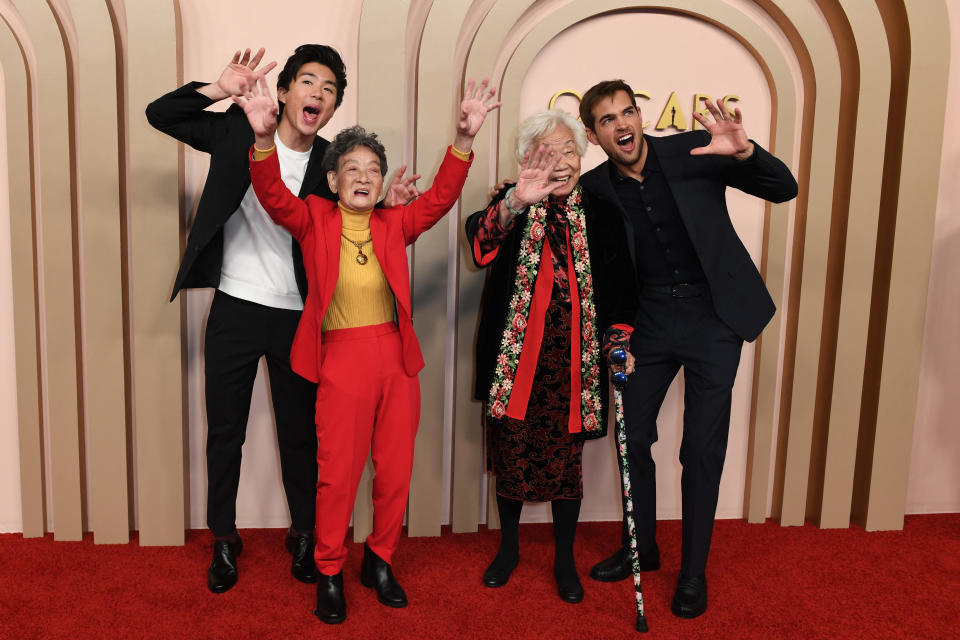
[465,185,638,439]
[145,81,334,302]
[580,131,798,342]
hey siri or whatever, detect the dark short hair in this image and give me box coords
[322,125,388,176]
[276,44,347,108]
[579,79,637,130]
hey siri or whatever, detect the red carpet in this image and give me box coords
[1,515,957,639]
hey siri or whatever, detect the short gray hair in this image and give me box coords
[322,125,388,176]
[515,109,587,164]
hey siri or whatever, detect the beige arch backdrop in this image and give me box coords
[0,0,954,544]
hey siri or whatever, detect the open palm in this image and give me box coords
[690,98,752,158]
[457,78,501,138]
[513,144,562,206]
[217,48,276,96]
[232,74,278,139]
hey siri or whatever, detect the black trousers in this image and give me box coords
[204,290,318,537]
[619,287,743,578]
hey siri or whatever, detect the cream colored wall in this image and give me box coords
[0,62,23,532]
[1,1,958,533]
[906,0,960,515]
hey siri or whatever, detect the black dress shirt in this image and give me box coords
[610,141,706,286]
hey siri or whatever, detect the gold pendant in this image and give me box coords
[356,251,368,265]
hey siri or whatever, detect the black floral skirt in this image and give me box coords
[487,280,583,502]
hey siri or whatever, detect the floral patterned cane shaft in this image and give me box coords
[615,389,646,620]
[487,185,602,432]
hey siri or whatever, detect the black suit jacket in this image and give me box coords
[579,131,798,342]
[145,81,334,302]
[465,185,638,439]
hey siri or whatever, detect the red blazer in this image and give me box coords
[249,146,472,382]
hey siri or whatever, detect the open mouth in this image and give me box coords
[354,188,370,196]
[551,176,571,184]
[302,105,320,124]
[617,133,634,148]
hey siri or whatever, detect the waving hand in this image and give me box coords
[690,98,755,161]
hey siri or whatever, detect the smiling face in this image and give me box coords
[585,89,644,172]
[535,124,581,198]
[327,145,384,211]
[277,62,338,149]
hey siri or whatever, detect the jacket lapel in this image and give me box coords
[583,159,637,270]
[298,136,328,198]
[322,204,342,313]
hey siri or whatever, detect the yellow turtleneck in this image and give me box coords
[320,203,396,331]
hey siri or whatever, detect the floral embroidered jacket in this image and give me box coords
[465,184,637,439]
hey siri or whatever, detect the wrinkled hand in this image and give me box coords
[232,73,278,140]
[690,98,754,161]
[512,144,563,207]
[456,78,502,139]
[217,48,277,97]
[383,165,422,207]
[603,325,636,375]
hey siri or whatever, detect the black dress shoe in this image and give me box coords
[589,543,660,582]
[556,571,584,603]
[671,573,707,619]
[314,572,346,624]
[482,555,518,588]
[285,530,319,583]
[360,544,408,607]
[207,536,243,594]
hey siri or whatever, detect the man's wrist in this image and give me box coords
[196,82,229,102]
[734,141,756,162]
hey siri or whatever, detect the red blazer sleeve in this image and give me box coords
[248,147,314,243]
[401,146,472,245]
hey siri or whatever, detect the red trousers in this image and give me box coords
[313,322,420,575]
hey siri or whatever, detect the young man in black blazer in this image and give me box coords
[579,80,797,619]
[146,45,417,594]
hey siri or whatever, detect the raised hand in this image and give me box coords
[690,98,755,161]
[217,47,278,97]
[454,78,502,148]
[512,144,563,207]
[383,165,422,207]
[232,73,278,145]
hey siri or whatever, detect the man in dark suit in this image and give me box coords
[578,80,797,618]
[146,45,417,594]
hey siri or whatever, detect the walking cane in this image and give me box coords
[610,347,649,633]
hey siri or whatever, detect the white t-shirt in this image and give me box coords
[218,133,311,310]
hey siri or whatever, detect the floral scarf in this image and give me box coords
[487,185,602,434]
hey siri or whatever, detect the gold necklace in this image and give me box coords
[342,233,372,265]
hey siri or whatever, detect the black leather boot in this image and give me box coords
[314,572,346,624]
[285,529,319,583]
[207,535,243,594]
[361,544,408,607]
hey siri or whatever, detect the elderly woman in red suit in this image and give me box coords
[233,74,499,624]
[465,110,636,603]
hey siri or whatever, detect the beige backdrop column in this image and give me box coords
[0,4,45,538]
[407,0,470,537]
[15,0,84,541]
[67,0,130,544]
[126,0,185,546]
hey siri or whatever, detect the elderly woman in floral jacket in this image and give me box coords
[465,109,636,603]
